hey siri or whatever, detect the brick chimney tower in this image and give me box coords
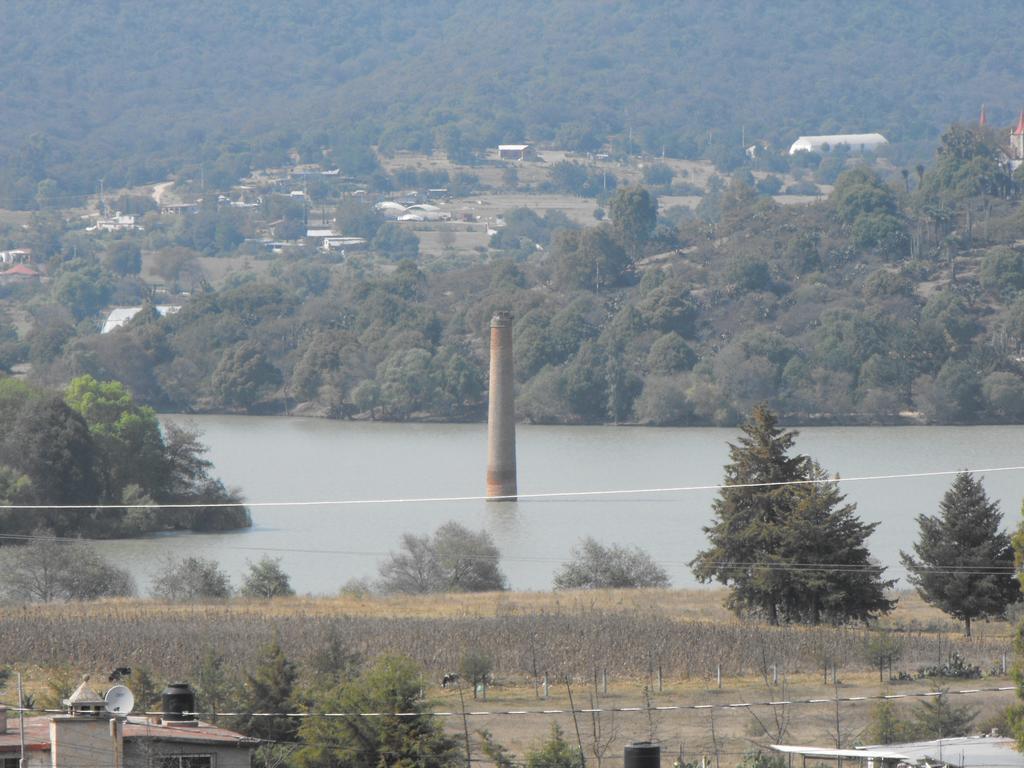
[486,311,517,501]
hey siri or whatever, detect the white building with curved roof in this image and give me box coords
[789,133,889,154]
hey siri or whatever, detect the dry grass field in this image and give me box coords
[1,587,1017,765]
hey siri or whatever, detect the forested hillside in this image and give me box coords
[2,1,1023,206]
[7,124,1024,426]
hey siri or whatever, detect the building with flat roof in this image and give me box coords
[498,144,536,161]
[0,678,256,768]
[789,133,889,154]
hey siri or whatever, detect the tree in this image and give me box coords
[150,555,232,601]
[4,396,101,534]
[377,521,507,593]
[161,421,251,531]
[211,341,282,410]
[65,375,167,500]
[553,226,631,291]
[103,241,143,276]
[779,462,896,625]
[241,556,295,598]
[691,405,895,625]
[862,700,912,745]
[236,639,298,742]
[193,650,236,726]
[51,259,114,321]
[646,332,696,374]
[295,655,459,768]
[642,163,674,186]
[153,246,203,291]
[525,724,581,768]
[549,161,590,196]
[608,186,657,260]
[336,198,383,239]
[0,538,136,602]
[910,689,977,739]
[902,472,1019,636]
[459,649,493,699]
[553,537,670,589]
[372,223,420,260]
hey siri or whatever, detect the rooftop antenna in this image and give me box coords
[103,685,135,715]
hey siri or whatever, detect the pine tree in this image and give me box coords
[295,655,459,768]
[237,639,298,742]
[901,472,1019,636]
[780,463,895,624]
[692,405,895,624]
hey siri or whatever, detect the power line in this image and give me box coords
[0,530,1017,576]
[0,464,1022,511]
[3,686,1015,720]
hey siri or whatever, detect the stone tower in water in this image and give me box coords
[486,311,517,501]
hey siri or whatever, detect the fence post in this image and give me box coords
[602,668,608,695]
[1003,654,1008,675]
[543,673,549,699]
[658,665,663,693]
[772,664,778,685]
[716,664,722,689]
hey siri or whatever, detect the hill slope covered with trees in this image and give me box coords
[2,1,1024,206]
[9,123,1024,426]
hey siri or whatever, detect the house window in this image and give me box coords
[2,757,21,768]
[155,755,214,768]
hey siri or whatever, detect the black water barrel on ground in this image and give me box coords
[162,682,196,720]
[624,741,661,768]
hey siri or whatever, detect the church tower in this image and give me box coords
[1011,110,1024,160]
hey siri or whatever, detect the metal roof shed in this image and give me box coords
[770,744,911,768]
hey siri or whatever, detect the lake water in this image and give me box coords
[88,417,1024,595]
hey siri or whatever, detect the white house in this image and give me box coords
[789,133,889,154]
[102,305,181,334]
[498,144,536,161]
[88,213,143,232]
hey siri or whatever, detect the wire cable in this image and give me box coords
[0,531,1018,576]
[0,463,1022,511]
[3,686,1015,720]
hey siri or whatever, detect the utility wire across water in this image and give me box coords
[0,464,1022,511]
[0,530,1016,575]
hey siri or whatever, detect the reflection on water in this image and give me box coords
[84,417,1024,595]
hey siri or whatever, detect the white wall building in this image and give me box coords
[789,132,889,154]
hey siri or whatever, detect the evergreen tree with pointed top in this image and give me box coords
[295,655,459,768]
[781,462,895,624]
[902,472,1019,636]
[237,639,298,742]
[692,404,895,625]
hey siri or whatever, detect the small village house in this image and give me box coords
[0,677,256,768]
[788,133,889,154]
[498,144,536,161]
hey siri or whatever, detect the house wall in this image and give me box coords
[0,750,49,768]
[50,717,116,768]
[123,740,252,768]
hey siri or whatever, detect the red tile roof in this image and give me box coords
[2,264,40,277]
[123,718,256,745]
[0,717,51,751]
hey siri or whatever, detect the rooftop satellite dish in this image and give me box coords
[104,685,135,714]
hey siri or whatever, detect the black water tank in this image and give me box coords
[161,682,196,721]
[624,742,661,768]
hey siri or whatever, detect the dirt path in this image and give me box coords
[151,181,174,205]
